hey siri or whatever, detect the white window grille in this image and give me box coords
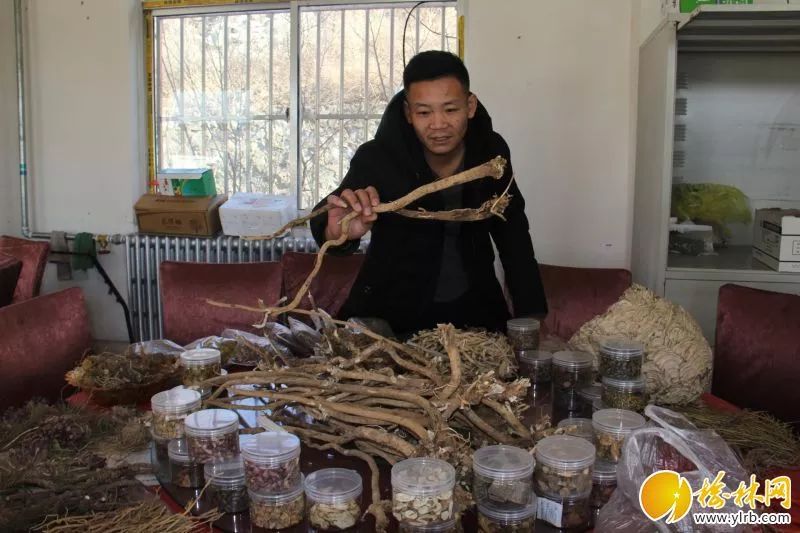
[152,1,458,209]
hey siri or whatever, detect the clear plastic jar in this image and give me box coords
[242,431,301,493]
[477,493,536,533]
[601,376,648,413]
[180,348,222,397]
[151,387,202,439]
[248,478,305,530]
[392,458,455,526]
[168,438,205,488]
[598,338,644,380]
[537,493,591,530]
[552,351,594,408]
[592,408,646,463]
[516,350,552,385]
[305,468,363,531]
[577,383,601,418]
[506,318,541,351]
[556,417,595,444]
[589,460,617,510]
[184,409,240,463]
[534,435,594,499]
[150,430,171,480]
[472,445,534,508]
[205,457,249,513]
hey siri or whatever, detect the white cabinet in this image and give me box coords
[633,5,800,343]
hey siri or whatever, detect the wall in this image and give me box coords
[1,0,642,341]
[464,0,640,268]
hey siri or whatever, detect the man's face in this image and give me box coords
[403,76,477,158]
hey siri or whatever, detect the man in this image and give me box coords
[310,51,547,337]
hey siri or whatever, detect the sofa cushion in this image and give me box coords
[0,287,92,409]
[0,253,22,308]
[713,284,800,429]
[538,264,632,341]
[160,261,283,345]
[0,235,50,302]
[280,252,364,318]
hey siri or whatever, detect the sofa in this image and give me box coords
[0,235,50,303]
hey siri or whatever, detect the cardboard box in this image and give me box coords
[219,192,297,237]
[134,194,226,236]
[752,208,800,271]
[155,168,216,196]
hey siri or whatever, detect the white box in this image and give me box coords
[752,209,800,270]
[752,247,800,273]
[219,193,297,237]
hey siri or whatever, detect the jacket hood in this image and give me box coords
[373,90,495,176]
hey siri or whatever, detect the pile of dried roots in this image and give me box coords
[0,401,153,532]
[66,351,178,390]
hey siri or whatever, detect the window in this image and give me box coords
[149,1,459,209]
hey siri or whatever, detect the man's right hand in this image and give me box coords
[324,186,380,241]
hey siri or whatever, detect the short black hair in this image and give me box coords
[403,50,470,94]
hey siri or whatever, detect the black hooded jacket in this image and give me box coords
[310,91,547,334]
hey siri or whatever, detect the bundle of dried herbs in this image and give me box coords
[66,350,179,405]
[0,401,152,532]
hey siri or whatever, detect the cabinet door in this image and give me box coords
[665,279,800,343]
[632,22,677,295]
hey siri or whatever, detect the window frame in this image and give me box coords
[143,0,463,209]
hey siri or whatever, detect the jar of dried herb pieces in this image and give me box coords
[477,492,537,533]
[552,351,594,409]
[392,458,456,526]
[305,467,363,531]
[592,408,646,463]
[589,459,617,510]
[516,349,552,385]
[168,438,205,488]
[180,348,222,397]
[184,409,240,463]
[576,383,601,418]
[556,417,595,444]
[598,338,644,380]
[601,376,648,413]
[248,477,305,530]
[537,493,591,530]
[472,445,534,508]
[398,518,458,532]
[205,457,249,514]
[506,318,541,351]
[242,431,301,493]
[151,387,202,439]
[534,435,594,499]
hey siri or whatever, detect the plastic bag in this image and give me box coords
[287,317,322,355]
[595,405,753,533]
[221,328,292,366]
[128,339,184,357]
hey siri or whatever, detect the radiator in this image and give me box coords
[126,233,320,341]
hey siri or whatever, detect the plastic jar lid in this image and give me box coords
[249,475,305,505]
[517,350,552,366]
[184,409,239,437]
[204,457,246,488]
[552,351,593,370]
[507,318,540,331]
[180,348,221,367]
[151,387,202,414]
[592,398,606,411]
[241,431,300,465]
[601,376,646,392]
[168,438,194,464]
[599,338,644,358]
[592,408,646,435]
[304,468,363,504]
[391,458,455,496]
[478,493,537,524]
[592,460,618,483]
[578,383,602,402]
[473,445,534,481]
[535,435,595,470]
[556,418,594,439]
